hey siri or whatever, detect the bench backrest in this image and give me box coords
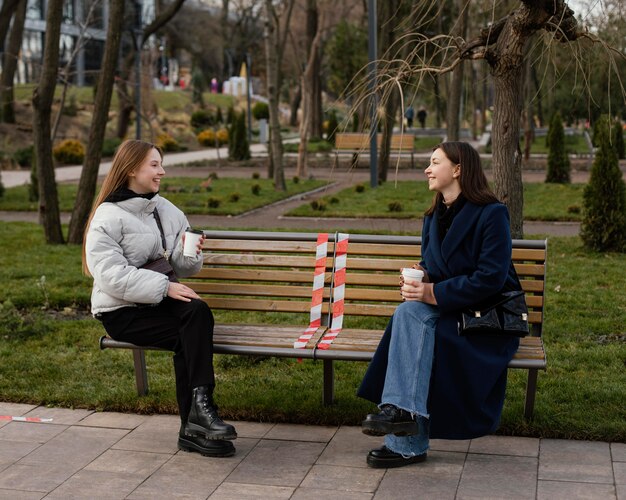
[338,235,547,337]
[185,231,334,320]
[335,133,415,152]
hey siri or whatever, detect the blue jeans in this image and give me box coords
[380,301,439,457]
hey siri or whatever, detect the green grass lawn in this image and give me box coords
[0,222,624,441]
[0,177,327,215]
[287,181,585,221]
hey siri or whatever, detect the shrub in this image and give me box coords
[545,111,570,183]
[156,133,180,152]
[228,111,251,161]
[567,205,581,214]
[197,129,217,147]
[53,139,85,165]
[209,172,218,180]
[580,115,626,252]
[310,200,326,211]
[191,109,214,130]
[252,172,260,179]
[228,192,241,202]
[226,106,236,125]
[13,146,34,167]
[329,197,340,204]
[215,107,224,124]
[62,94,78,116]
[0,174,4,199]
[252,102,269,120]
[388,201,403,212]
[355,183,365,193]
[101,137,122,157]
[292,176,300,184]
[206,197,221,208]
[613,121,625,160]
[216,128,229,146]
[251,183,261,195]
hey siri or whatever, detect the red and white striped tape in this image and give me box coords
[294,233,329,349]
[0,415,53,423]
[317,233,349,350]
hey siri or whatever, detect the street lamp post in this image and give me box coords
[134,1,143,140]
[245,52,252,145]
[367,0,378,188]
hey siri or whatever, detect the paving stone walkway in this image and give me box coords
[0,402,624,499]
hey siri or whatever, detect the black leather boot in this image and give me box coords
[187,386,237,440]
[361,404,419,436]
[178,424,236,457]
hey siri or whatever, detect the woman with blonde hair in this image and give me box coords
[84,139,236,457]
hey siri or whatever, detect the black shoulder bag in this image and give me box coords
[139,208,179,283]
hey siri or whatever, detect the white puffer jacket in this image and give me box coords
[85,195,203,315]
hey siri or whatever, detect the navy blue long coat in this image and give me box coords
[357,201,520,439]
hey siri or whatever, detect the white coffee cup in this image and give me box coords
[402,267,424,283]
[183,229,204,257]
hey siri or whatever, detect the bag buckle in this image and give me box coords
[522,313,528,321]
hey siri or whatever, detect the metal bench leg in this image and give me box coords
[133,349,149,396]
[524,368,538,420]
[323,359,335,405]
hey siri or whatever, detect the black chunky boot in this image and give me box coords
[361,404,419,436]
[178,424,236,457]
[186,386,237,440]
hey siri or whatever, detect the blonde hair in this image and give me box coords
[81,140,163,275]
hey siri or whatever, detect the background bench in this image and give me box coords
[334,132,415,169]
[100,231,547,419]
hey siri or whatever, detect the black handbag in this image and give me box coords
[460,290,529,337]
[139,208,179,283]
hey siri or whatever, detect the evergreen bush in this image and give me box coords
[613,120,625,160]
[228,111,251,161]
[197,129,217,147]
[545,112,570,183]
[580,115,626,252]
[13,146,34,167]
[252,102,269,120]
[190,110,214,130]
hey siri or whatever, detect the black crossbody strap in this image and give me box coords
[152,208,169,258]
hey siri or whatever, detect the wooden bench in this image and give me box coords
[334,132,415,169]
[100,231,547,419]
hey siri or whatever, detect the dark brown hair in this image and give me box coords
[82,140,163,275]
[424,141,499,216]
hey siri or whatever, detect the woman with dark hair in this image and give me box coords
[84,140,237,458]
[358,141,521,468]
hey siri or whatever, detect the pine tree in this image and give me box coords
[545,111,570,183]
[580,115,626,252]
[228,111,251,161]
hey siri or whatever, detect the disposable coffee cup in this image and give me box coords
[183,229,204,257]
[402,267,424,283]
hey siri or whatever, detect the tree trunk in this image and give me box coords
[0,0,26,124]
[379,89,400,183]
[0,0,20,55]
[32,0,64,244]
[523,44,535,162]
[306,0,323,138]
[446,0,470,141]
[289,83,301,127]
[67,0,125,245]
[116,55,135,139]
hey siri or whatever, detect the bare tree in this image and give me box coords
[264,0,296,190]
[0,0,26,123]
[67,0,125,245]
[0,0,21,55]
[351,0,616,238]
[446,0,469,141]
[32,0,64,244]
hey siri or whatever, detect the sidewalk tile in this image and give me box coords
[24,406,93,426]
[129,452,242,499]
[0,404,37,418]
[614,462,626,484]
[374,451,465,499]
[84,449,171,476]
[457,453,537,499]
[316,426,376,468]
[232,421,275,439]
[291,488,372,500]
[208,482,294,499]
[617,483,625,500]
[300,464,384,493]
[430,438,471,453]
[112,414,180,454]
[228,439,325,487]
[0,489,45,499]
[0,462,75,493]
[469,435,539,457]
[539,439,613,483]
[76,411,147,430]
[0,440,40,474]
[264,423,337,443]
[44,470,147,499]
[0,422,66,444]
[613,443,626,462]
[537,480,617,499]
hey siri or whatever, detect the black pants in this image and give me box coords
[100,298,215,424]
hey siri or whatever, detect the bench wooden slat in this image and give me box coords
[203,254,320,268]
[204,239,323,253]
[203,297,320,313]
[191,269,331,284]
[193,283,331,299]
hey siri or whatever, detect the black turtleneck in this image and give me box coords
[104,187,158,203]
[436,193,466,242]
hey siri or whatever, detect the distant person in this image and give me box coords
[83,140,237,458]
[404,105,415,128]
[417,107,427,129]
